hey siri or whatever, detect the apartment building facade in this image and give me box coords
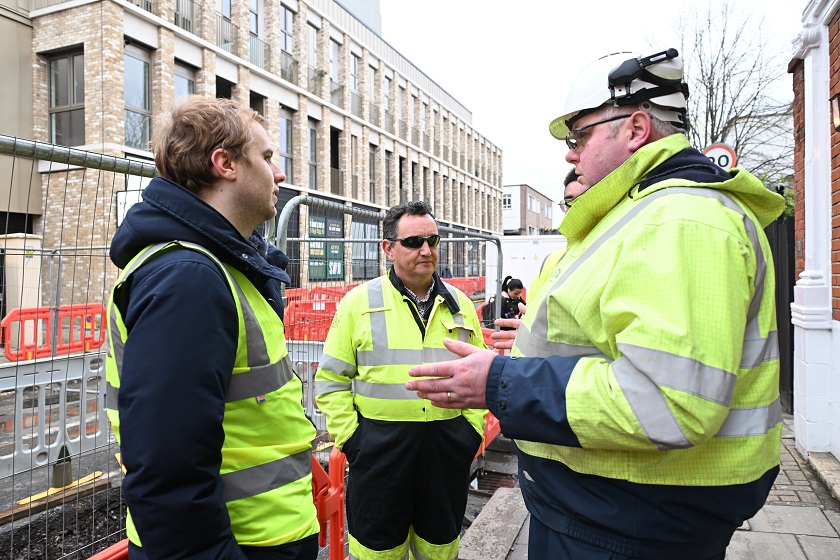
[501,183,554,235]
[8,0,501,296]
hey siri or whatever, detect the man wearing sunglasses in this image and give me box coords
[407,49,785,559]
[315,201,486,560]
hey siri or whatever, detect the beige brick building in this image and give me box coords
[2,0,502,300]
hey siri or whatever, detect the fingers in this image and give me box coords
[517,302,527,315]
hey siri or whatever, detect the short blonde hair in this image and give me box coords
[151,96,264,194]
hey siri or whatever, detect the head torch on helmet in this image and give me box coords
[549,49,690,141]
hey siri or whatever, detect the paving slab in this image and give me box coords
[460,487,528,560]
[747,505,838,537]
[726,532,807,560]
[797,535,840,560]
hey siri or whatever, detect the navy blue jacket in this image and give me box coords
[486,148,778,559]
[110,177,292,560]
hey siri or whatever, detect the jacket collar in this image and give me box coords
[386,267,461,315]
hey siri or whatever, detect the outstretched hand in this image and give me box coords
[405,338,498,409]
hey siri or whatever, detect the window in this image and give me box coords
[124,45,151,150]
[308,25,318,67]
[528,194,540,213]
[369,146,376,202]
[280,5,294,53]
[385,152,392,205]
[383,76,391,111]
[350,54,359,92]
[330,40,340,82]
[545,204,553,220]
[248,0,260,34]
[279,110,293,185]
[502,193,511,209]
[308,121,318,189]
[48,51,85,146]
[174,63,195,99]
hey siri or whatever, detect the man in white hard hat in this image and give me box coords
[406,49,785,559]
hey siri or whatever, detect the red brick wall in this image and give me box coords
[790,56,805,281]
[832,10,840,320]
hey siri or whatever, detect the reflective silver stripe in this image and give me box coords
[408,542,439,560]
[319,352,358,378]
[515,323,608,360]
[354,379,420,400]
[741,330,779,368]
[714,398,782,438]
[612,356,692,450]
[356,346,461,367]
[367,278,389,355]
[221,449,311,503]
[616,343,736,406]
[358,348,423,366]
[226,355,296,402]
[315,380,352,396]
[109,305,124,378]
[105,380,119,411]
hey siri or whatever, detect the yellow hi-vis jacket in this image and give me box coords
[314,273,486,449]
[511,134,784,486]
[105,241,318,548]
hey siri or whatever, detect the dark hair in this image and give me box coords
[383,201,436,241]
[502,275,524,293]
[564,168,580,187]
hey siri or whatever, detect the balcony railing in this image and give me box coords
[174,0,200,34]
[307,66,323,96]
[280,50,298,84]
[330,81,344,107]
[352,175,359,199]
[350,91,361,117]
[368,102,380,128]
[411,128,420,146]
[399,120,408,140]
[384,113,394,134]
[250,33,270,70]
[434,139,440,157]
[423,133,430,152]
[128,0,154,13]
[330,168,343,195]
[216,14,238,55]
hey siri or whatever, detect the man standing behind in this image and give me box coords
[315,201,486,560]
[105,96,319,560]
[406,49,784,559]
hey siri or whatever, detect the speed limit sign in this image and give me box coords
[703,143,737,170]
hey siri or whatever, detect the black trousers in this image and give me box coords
[342,415,482,551]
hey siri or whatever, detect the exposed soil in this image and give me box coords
[0,487,125,560]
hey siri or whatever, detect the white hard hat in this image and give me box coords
[549,49,689,140]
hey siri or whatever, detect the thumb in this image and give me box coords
[442,337,481,357]
[517,302,527,316]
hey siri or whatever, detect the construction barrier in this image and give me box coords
[0,304,107,362]
[85,450,350,560]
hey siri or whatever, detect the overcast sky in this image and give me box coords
[377,0,806,226]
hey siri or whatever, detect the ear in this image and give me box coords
[210,147,237,181]
[627,111,653,151]
[382,238,395,261]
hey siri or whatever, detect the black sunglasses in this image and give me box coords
[389,234,441,249]
[565,114,633,151]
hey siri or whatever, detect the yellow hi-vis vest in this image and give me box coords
[105,241,318,548]
[513,141,782,487]
[314,276,487,449]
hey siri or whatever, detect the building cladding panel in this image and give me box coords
[26,0,502,250]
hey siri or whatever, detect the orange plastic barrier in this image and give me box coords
[87,539,128,560]
[285,300,338,342]
[475,412,501,460]
[284,287,309,302]
[1,304,107,362]
[55,303,107,355]
[311,448,348,560]
[0,307,52,361]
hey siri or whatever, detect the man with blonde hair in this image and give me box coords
[105,96,319,559]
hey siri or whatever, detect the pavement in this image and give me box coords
[460,414,840,560]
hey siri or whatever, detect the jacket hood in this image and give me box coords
[560,135,785,241]
[110,177,290,285]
